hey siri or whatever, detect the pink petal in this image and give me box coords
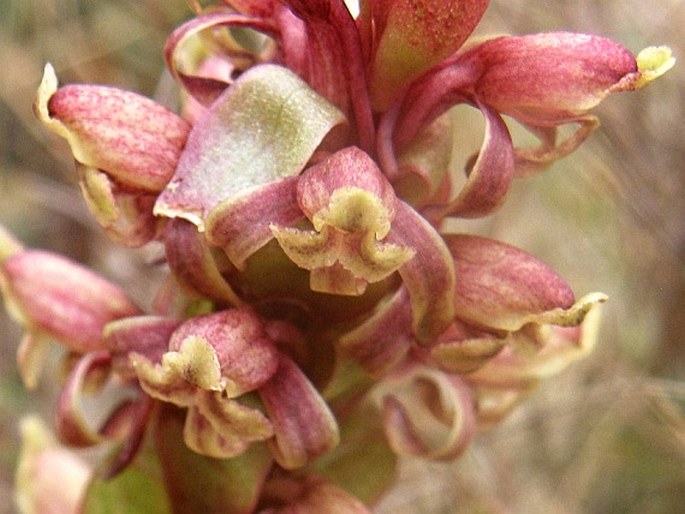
[385,113,454,207]
[103,315,181,380]
[55,351,113,447]
[465,294,605,422]
[423,100,515,219]
[164,11,278,106]
[338,286,413,376]
[463,32,639,122]
[259,355,339,469]
[271,147,414,295]
[427,319,506,374]
[446,234,575,331]
[16,417,91,514]
[76,164,161,247]
[183,391,274,458]
[205,176,303,269]
[388,201,456,343]
[1,249,141,354]
[283,0,375,151]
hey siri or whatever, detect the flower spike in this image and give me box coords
[4,0,674,510]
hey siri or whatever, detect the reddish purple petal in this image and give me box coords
[388,201,456,343]
[259,354,339,469]
[465,33,637,122]
[164,11,278,106]
[169,309,280,396]
[446,234,575,331]
[55,352,113,447]
[1,250,141,354]
[283,0,375,151]
[104,315,181,380]
[205,176,303,269]
[338,286,413,376]
[424,100,515,219]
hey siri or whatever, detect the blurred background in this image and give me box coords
[0,1,683,512]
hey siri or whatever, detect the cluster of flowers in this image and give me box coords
[1,1,673,512]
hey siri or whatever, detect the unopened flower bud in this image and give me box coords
[464,32,675,122]
[1,248,140,388]
[35,64,190,192]
[15,416,91,514]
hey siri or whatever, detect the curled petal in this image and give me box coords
[35,64,190,192]
[168,309,280,396]
[284,0,375,150]
[386,112,454,206]
[271,225,413,296]
[259,355,340,469]
[154,64,344,231]
[131,336,221,406]
[396,35,673,147]
[54,351,151,468]
[446,234,577,332]
[467,295,605,390]
[205,176,303,269]
[55,352,113,447]
[512,116,599,178]
[617,46,675,91]
[428,320,506,374]
[164,11,278,106]
[376,368,476,460]
[297,147,397,233]
[134,334,275,459]
[77,164,160,247]
[387,201,456,343]
[430,336,505,374]
[367,0,488,109]
[154,403,273,513]
[424,100,515,219]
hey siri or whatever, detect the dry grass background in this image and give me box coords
[1,1,684,513]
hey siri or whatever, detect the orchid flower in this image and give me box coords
[0,0,674,512]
